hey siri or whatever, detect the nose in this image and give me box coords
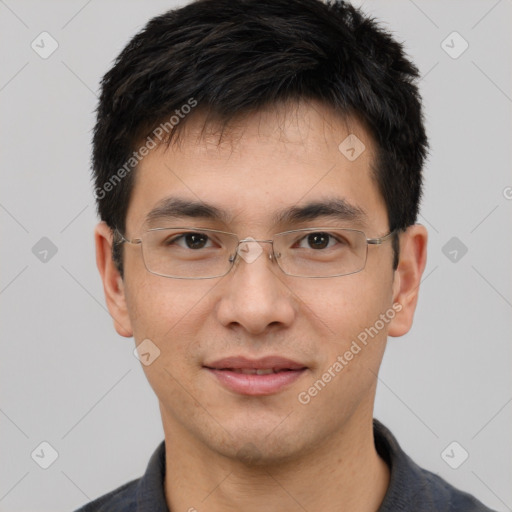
[215,239,296,336]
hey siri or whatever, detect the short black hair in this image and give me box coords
[92,0,428,274]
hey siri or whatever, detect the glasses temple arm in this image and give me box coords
[366,229,397,245]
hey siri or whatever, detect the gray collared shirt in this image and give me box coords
[74,420,496,511]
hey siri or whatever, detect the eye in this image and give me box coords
[297,232,341,250]
[166,232,213,250]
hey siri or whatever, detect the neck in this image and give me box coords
[162,410,389,512]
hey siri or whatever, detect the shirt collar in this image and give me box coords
[135,439,169,511]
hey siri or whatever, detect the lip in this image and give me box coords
[204,356,308,396]
[205,356,306,371]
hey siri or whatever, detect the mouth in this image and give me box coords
[218,368,295,375]
[203,356,308,396]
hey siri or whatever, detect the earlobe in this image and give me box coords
[94,222,133,338]
[388,224,428,338]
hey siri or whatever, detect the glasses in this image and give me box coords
[115,227,396,279]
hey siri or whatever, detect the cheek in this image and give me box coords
[299,274,393,399]
[295,277,391,421]
[125,278,213,401]
[124,273,214,351]
[296,271,393,339]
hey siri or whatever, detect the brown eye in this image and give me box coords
[165,232,212,250]
[307,232,330,250]
[183,233,209,249]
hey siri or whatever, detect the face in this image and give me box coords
[97,100,425,464]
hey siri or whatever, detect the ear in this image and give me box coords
[388,224,428,337]
[94,222,133,338]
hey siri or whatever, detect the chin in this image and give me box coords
[208,426,311,467]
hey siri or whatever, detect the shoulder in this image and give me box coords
[73,478,140,512]
[374,420,497,512]
[72,440,167,512]
[419,467,497,512]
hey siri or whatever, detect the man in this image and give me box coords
[79,0,496,510]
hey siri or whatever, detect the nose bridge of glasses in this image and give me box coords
[238,237,274,246]
[232,237,278,265]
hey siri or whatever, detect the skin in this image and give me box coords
[95,100,427,512]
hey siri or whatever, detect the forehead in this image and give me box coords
[126,100,388,234]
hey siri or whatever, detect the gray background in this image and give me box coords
[1,0,511,510]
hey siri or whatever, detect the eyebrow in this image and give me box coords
[145,197,231,225]
[144,196,367,228]
[273,198,367,226]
